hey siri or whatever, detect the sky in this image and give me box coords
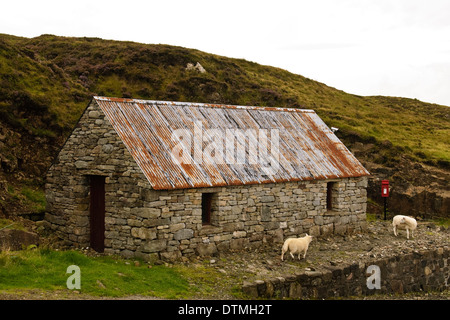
[2,0,450,106]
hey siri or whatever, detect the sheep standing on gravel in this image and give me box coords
[392,215,417,239]
[281,234,313,261]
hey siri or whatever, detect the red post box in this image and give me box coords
[381,180,389,197]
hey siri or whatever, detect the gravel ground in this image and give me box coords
[185,218,449,299]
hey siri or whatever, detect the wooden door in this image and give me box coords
[89,176,105,252]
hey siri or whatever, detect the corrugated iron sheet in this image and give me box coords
[94,96,369,190]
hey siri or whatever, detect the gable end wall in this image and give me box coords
[45,100,155,247]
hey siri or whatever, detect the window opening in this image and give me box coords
[327,182,334,211]
[202,193,214,225]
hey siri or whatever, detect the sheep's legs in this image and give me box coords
[406,228,414,239]
[393,226,398,236]
[406,228,410,239]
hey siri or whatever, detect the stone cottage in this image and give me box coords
[45,96,370,261]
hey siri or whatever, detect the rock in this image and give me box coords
[173,228,194,240]
[242,281,258,298]
[89,111,101,118]
[0,229,39,250]
[1,157,18,173]
[139,239,167,253]
[186,62,206,73]
[96,280,106,289]
[390,280,404,294]
[121,249,134,259]
[74,160,89,169]
[196,243,218,256]
[160,250,182,262]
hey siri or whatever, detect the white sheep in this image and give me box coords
[392,215,417,239]
[281,234,313,261]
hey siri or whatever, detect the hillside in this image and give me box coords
[0,33,448,218]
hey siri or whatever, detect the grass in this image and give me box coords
[0,248,194,298]
[366,213,377,222]
[21,187,46,214]
[0,218,25,231]
[433,218,450,229]
[5,185,46,214]
[175,263,235,298]
[0,247,251,299]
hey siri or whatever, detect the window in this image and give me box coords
[326,182,334,211]
[202,193,214,225]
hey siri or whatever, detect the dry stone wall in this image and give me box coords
[242,246,449,299]
[45,100,368,261]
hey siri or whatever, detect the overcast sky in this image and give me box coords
[2,0,450,106]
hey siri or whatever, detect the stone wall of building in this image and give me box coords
[45,100,149,247]
[126,175,368,262]
[45,100,368,261]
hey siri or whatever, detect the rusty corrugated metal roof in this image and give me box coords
[94,96,369,190]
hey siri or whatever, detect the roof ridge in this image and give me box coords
[93,96,314,113]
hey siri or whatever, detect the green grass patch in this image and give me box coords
[366,213,377,222]
[0,249,193,298]
[433,218,450,229]
[0,218,25,231]
[173,262,251,299]
[21,187,46,213]
[4,184,46,214]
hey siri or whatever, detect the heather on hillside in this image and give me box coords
[0,33,448,216]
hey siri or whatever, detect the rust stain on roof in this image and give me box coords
[94,96,369,190]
